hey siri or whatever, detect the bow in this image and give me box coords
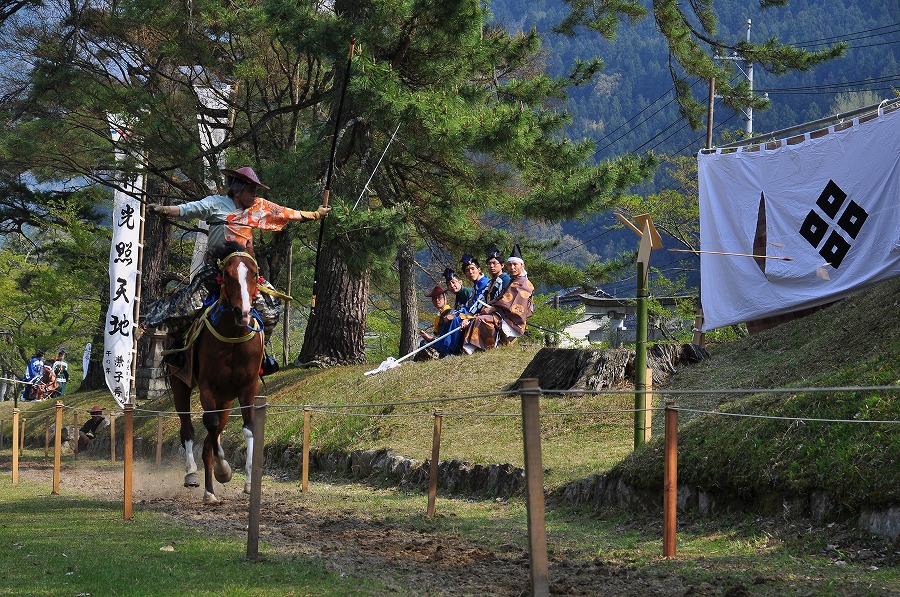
[311,36,355,316]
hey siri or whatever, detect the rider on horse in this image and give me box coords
[145,166,330,362]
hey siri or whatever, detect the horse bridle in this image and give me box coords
[210,250,264,340]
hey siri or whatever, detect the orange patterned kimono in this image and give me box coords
[225,197,309,247]
[463,274,534,352]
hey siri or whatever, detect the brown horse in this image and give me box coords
[169,243,264,504]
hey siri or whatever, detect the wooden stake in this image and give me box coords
[668,248,792,261]
[110,412,116,463]
[53,401,63,495]
[155,414,163,468]
[124,403,133,520]
[11,410,19,484]
[520,378,549,596]
[20,418,26,452]
[247,396,267,561]
[73,410,79,460]
[1,418,4,453]
[302,407,311,493]
[45,418,50,458]
[427,409,443,519]
[663,402,678,557]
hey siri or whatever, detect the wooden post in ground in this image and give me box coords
[155,414,163,468]
[247,396,268,561]
[1,418,4,453]
[520,378,549,597]
[45,418,50,458]
[426,409,443,519]
[73,410,79,460]
[110,412,116,462]
[20,418,26,452]
[643,368,654,444]
[663,401,678,557]
[123,403,134,520]
[11,409,19,484]
[302,407,311,493]
[52,401,63,495]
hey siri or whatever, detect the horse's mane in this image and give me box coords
[214,240,253,261]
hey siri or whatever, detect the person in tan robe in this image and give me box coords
[461,245,534,353]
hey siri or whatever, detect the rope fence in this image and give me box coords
[2,379,897,596]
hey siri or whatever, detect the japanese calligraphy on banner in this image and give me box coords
[698,106,900,330]
[105,116,144,406]
[189,84,232,279]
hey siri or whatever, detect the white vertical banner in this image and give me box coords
[190,84,232,278]
[698,107,900,330]
[105,117,144,407]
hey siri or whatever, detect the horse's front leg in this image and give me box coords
[171,377,199,488]
[201,401,233,504]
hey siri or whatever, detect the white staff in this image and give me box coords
[365,326,462,376]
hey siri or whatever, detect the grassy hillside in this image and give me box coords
[619,276,900,513]
[3,278,897,515]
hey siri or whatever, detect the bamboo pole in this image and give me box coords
[302,407,311,493]
[52,401,63,495]
[663,402,678,557]
[123,403,133,520]
[155,414,163,468]
[247,396,267,560]
[110,412,116,462]
[12,409,19,484]
[643,369,653,444]
[520,378,549,597]
[426,409,443,519]
[668,248,792,260]
[634,261,648,450]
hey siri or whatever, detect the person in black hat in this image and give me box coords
[442,267,471,311]
[79,405,109,451]
[485,246,511,302]
[447,253,490,320]
[461,244,534,353]
[145,167,331,364]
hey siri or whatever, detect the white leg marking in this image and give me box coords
[243,426,254,484]
[184,439,198,474]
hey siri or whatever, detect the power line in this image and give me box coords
[791,22,900,47]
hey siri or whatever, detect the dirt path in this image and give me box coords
[7,459,897,596]
[8,459,697,596]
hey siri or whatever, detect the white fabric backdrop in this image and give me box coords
[698,107,900,330]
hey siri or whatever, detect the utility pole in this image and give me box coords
[715,19,754,135]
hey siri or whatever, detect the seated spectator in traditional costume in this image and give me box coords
[443,267,471,310]
[31,365,59,401]
[445,254,490,327]
[21,349,45,401]
[51,350,70,397]
[485,246,511,301]
[461,245,534,353]
[415,285,461,360]
[79,405,109,451]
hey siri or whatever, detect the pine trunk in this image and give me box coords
[299,244,368,365]
[397,231,419,356]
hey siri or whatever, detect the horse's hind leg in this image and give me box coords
[171,376,200,488]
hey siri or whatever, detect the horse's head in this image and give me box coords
[217,248,260,328]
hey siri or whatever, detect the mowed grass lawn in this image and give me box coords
[0,479,387,597]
